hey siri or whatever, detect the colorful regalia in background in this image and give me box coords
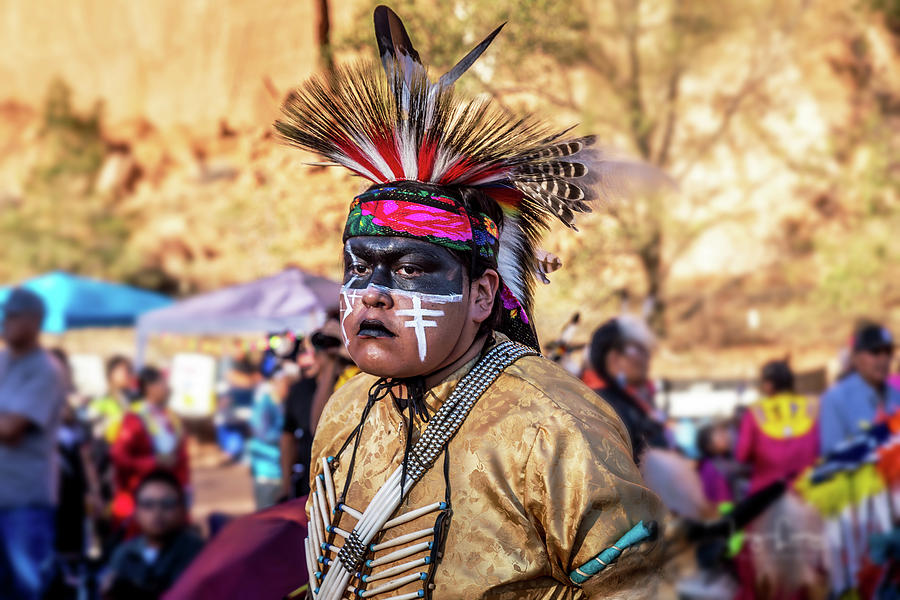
[796,418,900,598]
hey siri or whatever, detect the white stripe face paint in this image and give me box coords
[339,281,463,362]
[340,245,365,349]
[376,286,462,362]
[340,286,365,349]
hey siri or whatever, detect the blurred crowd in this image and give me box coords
[0,289,355,600]
[4,283,900,599]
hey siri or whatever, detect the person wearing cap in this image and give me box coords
[0,288,67,599]
[819,323,900,455]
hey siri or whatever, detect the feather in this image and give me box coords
[438,22,506,87]
[534,248,562,284]
[374,5,424,85]
[276,6,674,316]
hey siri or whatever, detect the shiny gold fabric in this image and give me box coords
[309,340,665,599]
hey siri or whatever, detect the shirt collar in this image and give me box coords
[421,333,511,414]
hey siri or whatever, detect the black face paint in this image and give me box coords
[343,237,465,296]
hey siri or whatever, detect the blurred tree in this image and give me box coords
[869,0,900,38]
[0,79,132,283]
[316,0,335,73]
[340,0,808,334]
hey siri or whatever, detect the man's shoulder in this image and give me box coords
[29,348,62,372]
[823,373,864,402]
[888,382,900,406]
[500,354,610,407]
[488,354,630,438]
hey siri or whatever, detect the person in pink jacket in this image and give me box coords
[737,361,819,494]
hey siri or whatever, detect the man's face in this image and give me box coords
[296,341,320,378]
[2,313,40,349]
[110,363,133,390]
[854,346,893,387]
[340,237,473,378]
[621,342,651,386]
[146,380,170,407]
[135,481,184,539]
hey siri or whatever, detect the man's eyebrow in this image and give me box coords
[345,243,449,262]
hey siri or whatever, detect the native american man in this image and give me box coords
[277,7,666,599]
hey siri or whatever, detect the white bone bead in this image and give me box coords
[322,457,337,514]
[362,556,429,583]
[338,503,364,521]
[384,502,445,529]
[367,541,432,568]
[315,477,330,534]
[303,538,317,593]
[309,496,324,560]
[370,528,434,552]
[379,592,424,600]
[326,525,351,539]
[360,571,425,597]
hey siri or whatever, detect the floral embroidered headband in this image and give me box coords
[343,185,537,348]
[344,186,499,262]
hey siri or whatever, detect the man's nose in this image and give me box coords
[362,284,393,309]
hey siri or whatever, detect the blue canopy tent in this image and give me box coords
[135,268,341,365]
[0,271,172,333]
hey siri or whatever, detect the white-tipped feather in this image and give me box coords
[398,123,418,180]
[276,8,676,327]
[497,217,528,304]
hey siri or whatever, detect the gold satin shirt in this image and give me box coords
[308,344,664,599]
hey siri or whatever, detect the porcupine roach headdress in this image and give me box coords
[276,5,663,349]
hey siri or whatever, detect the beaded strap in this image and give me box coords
[337,530,369,573]
[402,340,537,483]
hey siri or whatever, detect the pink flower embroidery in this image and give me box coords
[363,200,472,242]
[500,286,529,323]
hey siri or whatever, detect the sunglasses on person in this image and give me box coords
[864,346,894,356]
[137,497,181,511]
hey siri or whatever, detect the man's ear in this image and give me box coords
[470,269,500,324]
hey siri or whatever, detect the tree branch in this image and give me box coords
[673,70,763,180]
[621,0,653,160]
[655,65,682,168]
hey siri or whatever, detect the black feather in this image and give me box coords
[374,5,423,82]
[438,22,506,87]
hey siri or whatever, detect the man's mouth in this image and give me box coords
[358,319,395,338]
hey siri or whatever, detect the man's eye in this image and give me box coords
[349,263,369,276]
[397,265,422,277]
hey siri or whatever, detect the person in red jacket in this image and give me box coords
[110,366,189,529]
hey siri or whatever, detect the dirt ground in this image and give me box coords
[189,442,256,534]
